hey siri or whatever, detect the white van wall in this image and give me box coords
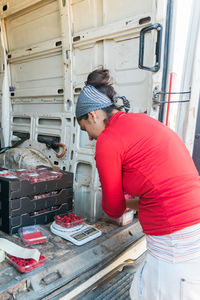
[0,0,166,201]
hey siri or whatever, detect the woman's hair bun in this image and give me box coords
[84,67,130,112]
[85,67,113,88]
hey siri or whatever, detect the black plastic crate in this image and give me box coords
[8,188,73,217]
[0,171,73,199]
[0,168,74,234]
[1,202,73,234]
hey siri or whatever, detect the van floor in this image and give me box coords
[75,254,145,300]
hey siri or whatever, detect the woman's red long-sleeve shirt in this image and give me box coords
[95,111,200,235]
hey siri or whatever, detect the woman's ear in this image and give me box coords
[88,111,97,123]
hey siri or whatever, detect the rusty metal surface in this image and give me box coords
[0,147,53,170]
[0,219,143,300]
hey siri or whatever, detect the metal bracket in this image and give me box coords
[153,86,191,104]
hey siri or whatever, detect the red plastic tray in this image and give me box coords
[7,254,46,273]
[55,213,85,228]
[18,225,50,245]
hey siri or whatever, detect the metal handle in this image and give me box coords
[41,271,62,285]
[139,23,162,72]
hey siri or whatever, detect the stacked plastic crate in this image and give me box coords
[0,167,73,234]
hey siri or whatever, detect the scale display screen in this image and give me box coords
[83,227,97,235]
[72,233,86,241]
[72,227,98,240]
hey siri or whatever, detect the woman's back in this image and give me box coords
[96,111,200,235]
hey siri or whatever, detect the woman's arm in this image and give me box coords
[95,135,126,218]
[126,197,139,211]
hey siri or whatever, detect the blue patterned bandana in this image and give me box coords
[76,85,113,119]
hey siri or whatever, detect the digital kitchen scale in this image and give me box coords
[50,222,102,246]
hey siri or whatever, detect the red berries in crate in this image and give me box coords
[7,254,46,273]
[0,168,62,182]
[0,171,15,177]
[56,213,84,228]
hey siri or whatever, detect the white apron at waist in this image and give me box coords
[146,222,200,263]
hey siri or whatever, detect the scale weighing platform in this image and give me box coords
[50,222,102,246]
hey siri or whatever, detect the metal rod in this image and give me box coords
[158,0,174,122]
[156,91,190,95]
[154,100,190,104]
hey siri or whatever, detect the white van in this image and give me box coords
[0,0,199,299]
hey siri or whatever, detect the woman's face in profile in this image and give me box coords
[78,110,106,141]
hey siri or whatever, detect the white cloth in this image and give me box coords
[130,223,200,300]
[0,238,40,262]
[146,223,200,263]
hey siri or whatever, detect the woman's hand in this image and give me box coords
[126,197,139,211]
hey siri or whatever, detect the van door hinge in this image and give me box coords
[153,86,191,105]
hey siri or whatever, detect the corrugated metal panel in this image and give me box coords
[75,254,145,300]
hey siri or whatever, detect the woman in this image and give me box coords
[76,68,200,299]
